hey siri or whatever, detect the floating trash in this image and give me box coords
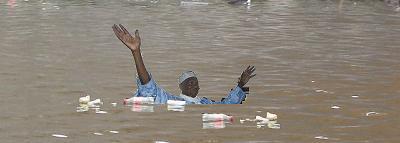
[331,105,341,109]
[315,89,329,93]
[167,100,186,106]
[167,105,185,112]
[240,112,280,129]
[124,97,155,105]
[315,136,329,140]
[111,103,117,107]
[93,132,103,136]
[109,131,119,134]
[88,99,103,108]
[351,95,359,98]
[95,110,107,114]
[366,112,379,116]
[77,95,105,113]
[79,95,90,104]
[52,134,68,138]
[155,141,169,143]
[202,113,233,122]
[266,112,278,120]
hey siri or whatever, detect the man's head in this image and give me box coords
[178,71,200,98]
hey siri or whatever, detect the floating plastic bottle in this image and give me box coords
[167,100,186,106]
[202,113,233,122]
[124,97,155,105]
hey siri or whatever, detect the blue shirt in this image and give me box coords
[133,75,246,104]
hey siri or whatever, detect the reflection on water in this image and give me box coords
[131,104,154,112]
[202,120,232,129]
[167,105,185,112]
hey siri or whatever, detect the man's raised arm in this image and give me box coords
[112,24,150,84]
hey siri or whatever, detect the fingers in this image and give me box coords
[119,24,132,37]
[135,29,140,38]
[250,74,256,79]
[112,24,122,39]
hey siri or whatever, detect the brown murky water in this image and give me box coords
[1,0,400,142]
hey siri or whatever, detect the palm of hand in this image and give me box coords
[112,24,141,51]
[238,66,256,87]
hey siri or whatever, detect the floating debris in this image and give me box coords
[155,141,169,143]
[202,113,233,122]
[331,105,341,109]
[52,134,68,138]
[366,112,379,116]
[111,103,117,107]
[109,130,119,134]
[315,136,329,140]
[93,132,103,136]
[351,95,359,98]
[124,97,155,105]
[315,89,329,93]
[266,112,278,120]
[256,110,262,113]
[95,110,107,114]
[167,100,186,106]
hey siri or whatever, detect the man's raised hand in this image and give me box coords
[238,65,256,88]
[112,24,141,52]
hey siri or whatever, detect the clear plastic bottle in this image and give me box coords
[123,97,155,105]
[202,113,233,122]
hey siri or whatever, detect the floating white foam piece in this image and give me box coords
[109,130,119,134]
[315,89,329,93]
[96,110,107,114]
[111,103,117,107]
[256,110,262,113]
[52,134,68,138]
[88,99,103,108]
[351,95,359,98]
[93,132,103,136]
[266,112,277,120]
[155,141,169,143]
[315,136,329,140]
[311,80,315,83]
[366,112,379,116]
[239,119,245,124]
[76,105,89,112]
[255,116,268,121]
[331,105,340,109]
[79,95,90,104]
[167,100,186,106]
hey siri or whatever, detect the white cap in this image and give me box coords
[178,71,196,84]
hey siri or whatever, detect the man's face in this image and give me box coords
[180,77,200,98]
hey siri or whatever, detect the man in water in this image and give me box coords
[112,24,256,104]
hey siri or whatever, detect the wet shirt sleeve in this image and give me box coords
[200,86,246,104]
[134,74,183,104]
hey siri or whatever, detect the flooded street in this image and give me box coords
[1,0,400,142]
